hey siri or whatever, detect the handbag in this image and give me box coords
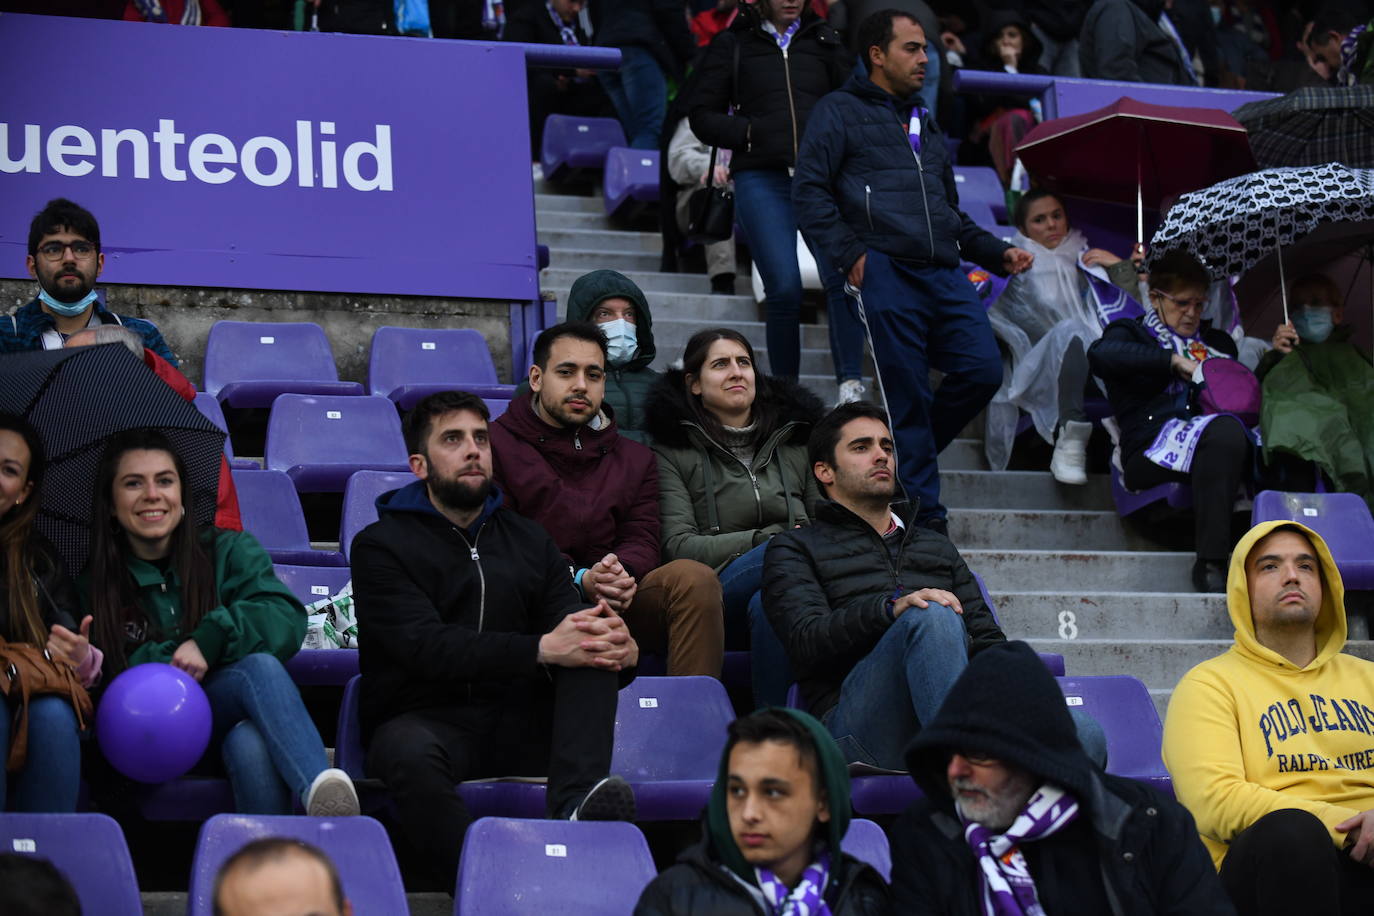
[684,36,738,245]
[1196,357,1261,426]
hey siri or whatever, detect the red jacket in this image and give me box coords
[490,392,659,581]
[142,349,243,531]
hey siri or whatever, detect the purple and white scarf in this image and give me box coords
[763,18,802,50]
[132,0,202,24]
[546,1,579,45]
[961,784,1080,916]
[755,850,832,916]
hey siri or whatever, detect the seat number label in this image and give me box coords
[422,342,436,350]
[312,585,330,595]
[545,844,567,857]
[1065,696,1084,707]
[639,698,658,708]
[260,336,275,344]
[326,411,342,419]
[12,839,35,852]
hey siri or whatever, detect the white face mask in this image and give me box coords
[600,317,638,365]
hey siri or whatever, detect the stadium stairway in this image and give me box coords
[535,183,1374,718]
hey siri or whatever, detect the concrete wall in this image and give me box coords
[0,280,513,389]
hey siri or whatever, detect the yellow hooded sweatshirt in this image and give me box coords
[1163,520,1374,869]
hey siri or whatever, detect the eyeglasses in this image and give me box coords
[952,749,999,766]
[1150,289,1206,312]
[37,241,97,261]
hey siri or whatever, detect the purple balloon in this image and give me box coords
[96,663,212,783]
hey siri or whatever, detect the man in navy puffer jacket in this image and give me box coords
[793,10,1033,533]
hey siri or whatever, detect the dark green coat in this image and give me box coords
[645,370,824,571]
[81,529,306,669]
[518,269,660,442]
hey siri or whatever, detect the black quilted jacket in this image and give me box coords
[792,62,1012,275]
[761,499,1004,717]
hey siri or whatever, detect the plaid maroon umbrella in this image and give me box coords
[1015,97,1257,247]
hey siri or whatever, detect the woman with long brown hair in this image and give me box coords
[83,428,358,816]
[0,413,97,811]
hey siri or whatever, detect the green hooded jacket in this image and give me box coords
[520,269,660,442]
[80,529,306,670]
[1257,328,1374,506]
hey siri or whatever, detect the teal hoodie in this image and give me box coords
[566,269,660,443]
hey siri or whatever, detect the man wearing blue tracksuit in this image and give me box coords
[793,10,1033,533]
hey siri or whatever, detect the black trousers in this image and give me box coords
[1123,416,1251,561]
[366,667,619,884]
[1220,809,1374,916]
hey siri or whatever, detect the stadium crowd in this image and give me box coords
[1,0,1374,911]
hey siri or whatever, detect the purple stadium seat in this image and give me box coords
[367,326,518,410]
[286,649,359,687]
[1252,490,1374,589]
[541,114,626,182]
[1057,675,1171,795]
[187,814,406,916]
[484,397,511,420]
[603,147,660,219]
[231,469,346,567]
[611,676,734,820]
[341,470,417,561]
[1110,464,1192,517]
[203,320,364,408]
[265,395,410,493]
[273,563,352,605]
[537,244,551,270]
[135,779,236,821]
[0,813,141,914]
[335,676,547,819]
[842,818,891,881]
[953,166,1008,222]
[192,391,258,470]
[455,817,656,915]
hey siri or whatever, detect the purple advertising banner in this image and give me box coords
[0,13,539,301]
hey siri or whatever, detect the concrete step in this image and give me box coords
[963,548,1196,593]
[1150,688,1171,719]
[544,286,759,323]
[941,470,1113,511]
[544,247,667,272]
[537,209,617,229]
[949,509,1157,551]
[535,192,604,213]
[538,227,661,253]
[994,590,1230,641]
[654,316,834,352]
[1026,638,1374,689]
[543,267,717,296]
[938,438,988,472]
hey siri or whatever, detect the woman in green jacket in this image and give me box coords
[646,328,823,706]
[84,428,358,817]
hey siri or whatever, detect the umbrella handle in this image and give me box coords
[1276,243,1289,327]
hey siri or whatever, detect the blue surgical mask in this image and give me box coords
[37,287,98,318]
[600,317,638,365]
[1209,5,1222,25]
[1293,307,1334,344]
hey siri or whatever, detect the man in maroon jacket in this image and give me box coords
[491,321,724,677]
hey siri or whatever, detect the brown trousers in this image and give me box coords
[623,559,724,678]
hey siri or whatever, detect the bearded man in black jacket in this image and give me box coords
[761,402,1006,772]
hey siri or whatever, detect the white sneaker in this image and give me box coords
[1050,420,1092,485]
[532,162,544,182]
[305,767,360,817]
[836,379,866,406]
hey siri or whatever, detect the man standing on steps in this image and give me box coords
[762,402,1005,771]
[1164,521,1374,915]
[792,10,1034,536]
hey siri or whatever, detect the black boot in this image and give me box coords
[1192,558,1227,593]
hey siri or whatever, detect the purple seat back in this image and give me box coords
[484,397,511,420]
[367,326,517,409]
[1252,490,1374,589]
[341,469,417,560]
[231,469,346,566]
[953,166,1008,222]
[611,676,734,781]
[540,114,626,179]
[265,394,410,493]
[842,818,891,881]
[187,814,406,916]
[203,320,364,407]
[273,563,353,605]
[1110,464,1192,516]
[0,813,141,915]
[603,146,661,217]
[1056,675,1170,794]
[849,775,923,816]
[192,391,236,458]
[455,817,656,915]
[337,675,367,780]
[285,648,359,686]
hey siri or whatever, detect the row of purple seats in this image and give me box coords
[541,114,626,183]
[203,321,516,412]
[1252,490,1374,590]
[953,166,1009,224]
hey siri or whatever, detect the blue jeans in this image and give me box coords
[598,45,668,149]
[0,694,80,812]
[747,592,793,710]
[719,542,767,649]
[856,252,1002,522]
[734,168,865,382]
[824,602,968,770]
[203,653,330,814]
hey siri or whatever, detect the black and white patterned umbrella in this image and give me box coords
[1147,164,1374,285]
[0,344,224,574]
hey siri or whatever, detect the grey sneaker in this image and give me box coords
[569,775,636,822]
[305,767,360,817]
